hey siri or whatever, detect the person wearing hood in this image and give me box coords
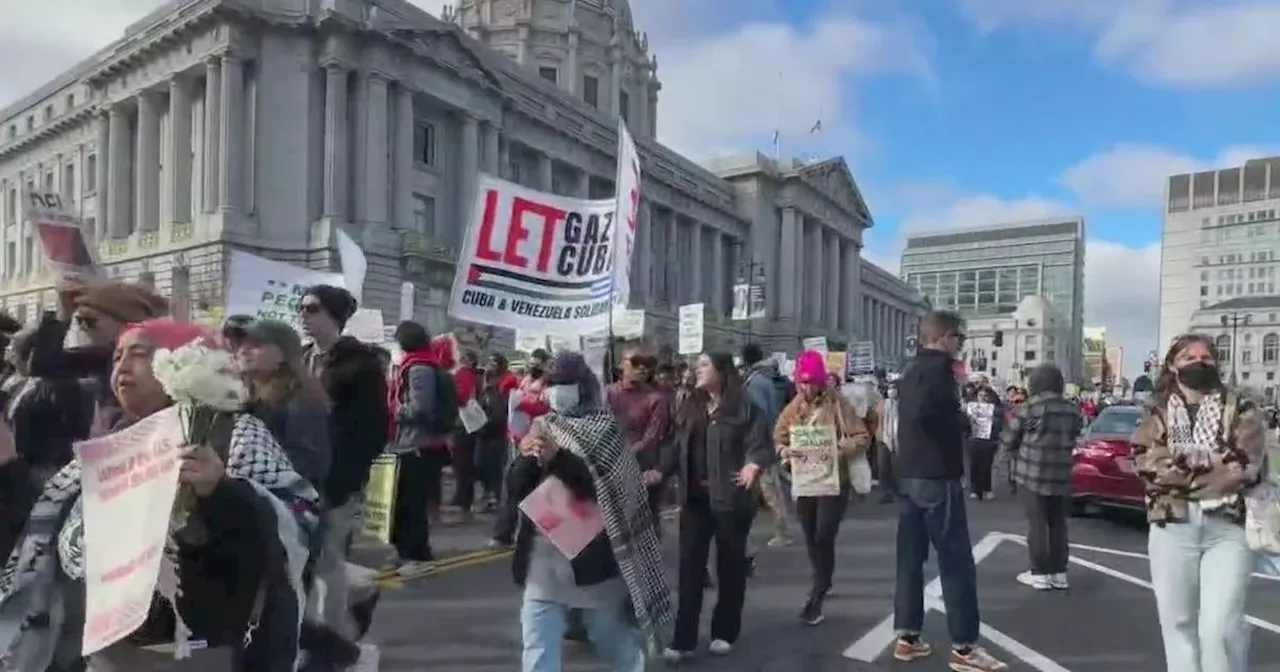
[298,284,389,660]
[774,350,871,627]
[28,279,168,435]
[740,345,793,548]
[999,364,1084,591]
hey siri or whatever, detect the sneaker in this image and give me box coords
[969,492,980,500]
[661,648,689,663]
[767,535,791,548]
[983,492,995,500]
[950,646,1008,671]
[395,560,436,578]
[1049,573,1069,590]
[709,639,733,655]
[1016,571,1051,590]
[799,593,825,625]
[893,636,932,661]
[485,538,511,549]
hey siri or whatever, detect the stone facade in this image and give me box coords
[1188,296,1280,401]
[859,260,929,370]
[0,0,890,354]
[961,295,1073,387]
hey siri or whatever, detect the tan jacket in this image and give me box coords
[774,389,872,459]
[1133,391,1267,525]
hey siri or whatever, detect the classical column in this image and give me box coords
[393,83,415,229]
[167,76,193,224]
[202,58,221,213]
[845,245,861,336]
[498,136,510,180]
[93,113,110,237]
[218,53,244,212]
[779,207,800,323]
[15,173,27,273]
[712,230,726,317]
[636,199,652,308]
[483,122,500,174]
[827,231,841,331]
[361,74,390,225]
[536,152,552,192]
[106,104,132,238]
[457,113,479,235]
[808,221,824,328]
[135,91,161,232]
[689,220,703,304]
[322,64,349,219]
[574,169,589,198]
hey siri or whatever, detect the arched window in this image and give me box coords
[1216,334,1232,362]
[1264,333,1279,364]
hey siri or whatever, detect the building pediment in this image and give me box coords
[796,157,872,226]
[386,23,502,89]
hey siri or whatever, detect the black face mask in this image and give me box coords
[1176,362,1219,391]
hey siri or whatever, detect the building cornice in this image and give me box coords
[83,0,223,87]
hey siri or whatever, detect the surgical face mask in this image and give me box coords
[547,384,580,413]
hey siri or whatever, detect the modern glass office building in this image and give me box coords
[900,218,1086,380]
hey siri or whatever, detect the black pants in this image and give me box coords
[967,440,998,496]
[647,485,665,540]
[450,431,478,509]
[492,452,519,544]
[672,497,753,651]
[796,493,849,595]
[1022,492,1069,574]
[876,443,897,496]
[475,435,506,500]
[391,450,446,561]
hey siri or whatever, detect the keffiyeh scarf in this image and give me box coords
[539,411,674,651]
[1166,391,1233,513]
[0,412,319,671]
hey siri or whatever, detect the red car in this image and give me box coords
[1071,405,1145,514]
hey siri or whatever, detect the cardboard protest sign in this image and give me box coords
[28,191,99,278]
[224,250,345,331]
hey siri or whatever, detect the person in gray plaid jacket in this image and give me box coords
[998,363,1084,591]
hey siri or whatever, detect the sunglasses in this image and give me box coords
[299,303,322,315]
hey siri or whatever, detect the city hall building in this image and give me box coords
[0,0,924,358]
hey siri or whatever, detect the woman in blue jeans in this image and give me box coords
[510,353,673,671]
[1135,333,1266,672]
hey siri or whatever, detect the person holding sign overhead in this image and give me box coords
[773,350,871,627]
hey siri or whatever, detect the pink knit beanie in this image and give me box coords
[795,350,828,385]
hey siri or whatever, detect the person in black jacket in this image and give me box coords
[4,327,93,482]
[298,285,389,670]
[891,311,1007,672]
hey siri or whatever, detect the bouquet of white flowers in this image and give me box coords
[150,338,250,659]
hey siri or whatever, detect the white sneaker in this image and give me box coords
[709,639,733,655]
[661,648,687,663]
[395,560,435,578]
[1049,573,1069,589]
[1016,571,1051,590]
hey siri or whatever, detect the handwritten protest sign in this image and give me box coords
[788,424,841,498]
[518,476,605,559]
[966,402,995,440]
[225,250,345,331]
[76,407,185,655]
[28,191,99,278]
[362,454,399,544]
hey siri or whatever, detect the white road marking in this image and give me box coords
[843,532,1005,662]
[1063,539,1280,582]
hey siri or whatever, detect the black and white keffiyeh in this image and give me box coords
[1166,391,1233,512]
[539,411,674,651]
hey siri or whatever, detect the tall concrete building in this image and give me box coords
[1159,157,1280,354]
[901,218,1086,380]
[0,0,919,353]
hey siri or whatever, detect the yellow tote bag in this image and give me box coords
[362,453,400,544]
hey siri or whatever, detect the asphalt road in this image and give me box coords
[360,491,1280,671]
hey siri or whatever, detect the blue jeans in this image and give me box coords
[1148,502,1253,672]
[893,478,980,646]
[520,591,646,672]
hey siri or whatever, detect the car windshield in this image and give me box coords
[1090,410,1141,437]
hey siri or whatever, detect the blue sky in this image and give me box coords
[630,0,1280,376]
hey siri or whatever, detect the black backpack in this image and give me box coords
[428,365,460,434]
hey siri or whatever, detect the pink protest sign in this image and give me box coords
[518,476,604,560]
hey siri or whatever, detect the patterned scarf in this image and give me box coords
[1166,391,1233,513]
[0,412,319,670]
[539,411,674,651]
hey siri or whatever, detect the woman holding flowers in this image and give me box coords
[0,319,320,671]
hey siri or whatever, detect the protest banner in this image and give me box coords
[28,191,99,278]
[76,407,185,655]
[678,303,704,355]
[846,341,876,379]
[447,174,634,334]
[611,120,641,307]
[519,476,605,560]
[225,250,345,331]
[788,424,841,498]
[966,401,995,440]
[362,454,399,544]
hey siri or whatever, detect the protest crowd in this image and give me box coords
[0,274,1272,672]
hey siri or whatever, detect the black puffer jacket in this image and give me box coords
[306,337,390,507]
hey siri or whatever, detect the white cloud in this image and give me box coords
[1059,144,1279,209]
[958,0,1280,88]
[654,13,932,158]
[1084,240,1161,378]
